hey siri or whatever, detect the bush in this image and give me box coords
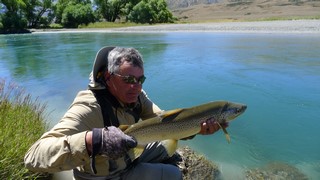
[128,0,175,24]
[61,3,95,28]
[0,79,50,179]
[49,23,63,29]
[0,12,28,33]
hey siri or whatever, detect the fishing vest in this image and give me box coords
[91,88,142,173]
[91,89,142,127]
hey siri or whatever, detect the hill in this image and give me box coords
[167,0,320,22]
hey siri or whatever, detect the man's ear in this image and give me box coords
[104,71,111,81]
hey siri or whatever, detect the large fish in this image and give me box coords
[121,100,247,159]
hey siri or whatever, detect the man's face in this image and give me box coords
[107,61,144,104]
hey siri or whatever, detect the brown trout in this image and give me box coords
[121,100,247,159]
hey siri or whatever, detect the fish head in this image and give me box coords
[221,101,247,122]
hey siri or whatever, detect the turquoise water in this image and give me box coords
[1,32,319,179]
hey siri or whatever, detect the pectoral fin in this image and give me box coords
[127,140,178,161]
[161,139,178,157]
[127,145,145,161]
[217,122,231,143]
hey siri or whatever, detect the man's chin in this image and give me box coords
[125,96,138,104]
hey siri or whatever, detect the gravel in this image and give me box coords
[32,20,320,34]
[110,20,320,33]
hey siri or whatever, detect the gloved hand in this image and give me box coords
[90,126,137,174]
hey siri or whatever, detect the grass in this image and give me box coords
[257,15,320,21]
[0,79,50,179]
[78,21,146,29]
[179,15,320,24]
[82,16,320,28]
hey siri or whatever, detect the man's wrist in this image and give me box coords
[85,131,93,156]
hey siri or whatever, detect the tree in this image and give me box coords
[0,0,25,12]
[61,3,95,28]
[127,0,174,24]
[94,0,129,22]
[0,0,54,32]
[127,0,151,24]
[123,0,140,21]
[0,0,28,33]
[54,0,91,24]
[23,0,54,28]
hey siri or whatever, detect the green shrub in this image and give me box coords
[0,79,50,179]
[61,3,95,28]
[127,0,175,24]
[49,23,63,29]
[0,12,28,33]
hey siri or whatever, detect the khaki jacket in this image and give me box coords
[24,89,161,176]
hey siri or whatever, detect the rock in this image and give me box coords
[245,162,308,180]
[164,146,221,180]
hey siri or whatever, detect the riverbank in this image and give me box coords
[0,80,50,179]
[30,20,320,34]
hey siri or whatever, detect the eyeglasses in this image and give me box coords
[113,73,146,85]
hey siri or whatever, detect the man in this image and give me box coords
[24,46,225,179]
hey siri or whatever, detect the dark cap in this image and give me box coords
[92,46,116,83]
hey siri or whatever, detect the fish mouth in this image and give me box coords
[226,104,247,121]
[240,105,247,113]
[236,104,247,116]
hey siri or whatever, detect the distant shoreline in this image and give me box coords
[31,20,320,34]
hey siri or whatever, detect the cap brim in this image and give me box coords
[93,46,116,82]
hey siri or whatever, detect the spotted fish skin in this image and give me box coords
[123,101,247,146]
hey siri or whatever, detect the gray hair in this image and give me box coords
[107,47,144,74]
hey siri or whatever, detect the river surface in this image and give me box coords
[1,32,319,179]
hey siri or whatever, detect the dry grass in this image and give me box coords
[171,0,320,22]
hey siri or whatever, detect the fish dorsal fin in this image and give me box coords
[119,125,130,131]
[160,108,184,122]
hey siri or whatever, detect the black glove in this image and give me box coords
[90,126,137,174]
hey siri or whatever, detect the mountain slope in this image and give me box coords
[168,0,320,22]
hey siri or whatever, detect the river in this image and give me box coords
[1,32,319,179]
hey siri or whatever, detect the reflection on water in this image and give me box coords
[1,32,319,179]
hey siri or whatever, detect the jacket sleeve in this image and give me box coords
[24,91,104,173]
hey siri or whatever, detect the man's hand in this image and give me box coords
[199,119,229,135]
[87,126,137,174]
[92,126,137,159]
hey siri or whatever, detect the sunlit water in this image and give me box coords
[1,32,319,179]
